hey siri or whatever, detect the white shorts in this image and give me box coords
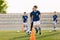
[33,21,40,25]
[53,21,56,25]
[23,22,27,25]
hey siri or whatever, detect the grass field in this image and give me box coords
[0,30,60,40]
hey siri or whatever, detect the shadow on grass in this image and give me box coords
[9,32,60,40]
[9,35,30,40]
[37,32,60,39]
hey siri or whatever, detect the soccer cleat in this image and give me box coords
[39,27,41,35]
[35,28,38,33]
[39,32,41,35]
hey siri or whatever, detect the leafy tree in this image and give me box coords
[0,0,7,13]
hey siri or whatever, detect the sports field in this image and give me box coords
[0,30,60,40]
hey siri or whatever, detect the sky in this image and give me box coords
[6,0,60,13]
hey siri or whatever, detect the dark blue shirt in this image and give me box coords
[31,10,41,21]
[53,15,57,21]
[22,15,28,23]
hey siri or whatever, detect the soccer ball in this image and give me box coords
[26,31,31,35]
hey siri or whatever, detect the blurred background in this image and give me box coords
[6,0,60,13]
[1,0,60,13]
[0,0,60,30]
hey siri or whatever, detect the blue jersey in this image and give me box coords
[22,15,28,23]
[53,15,57,21]
[31,10,41,21]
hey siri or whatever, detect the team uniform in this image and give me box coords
[30,11,40,33]
[31,10,40,25]
[30,10,41,34]
[22,15,28,32]
[53,14,58,31]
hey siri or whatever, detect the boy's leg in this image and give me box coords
[33,21,41,34]
[35,26,38,33]
[30,22,33,31]
[37,21,41,35]
[38,26,41,35]
[33,21,38,33]
[24,23,28,32]
[53,21,56,31]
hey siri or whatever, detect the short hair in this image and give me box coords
[24,12,26,14]
[54,11,56,13]
[33,5,38,8]
[24,12,26,13]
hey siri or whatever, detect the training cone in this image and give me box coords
[30,28,36,40]
[22,25,24,32]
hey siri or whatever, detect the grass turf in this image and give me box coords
[0,30,60,40]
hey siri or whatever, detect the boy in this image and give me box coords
[30,5,41,34]
[22,12,28,32]
[30,12,38,33]
[53,11,58,31]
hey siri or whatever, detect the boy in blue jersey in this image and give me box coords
[53,11,58,31]
[22,12,28,32]
[30,12,38,34]
[30,5,41,34]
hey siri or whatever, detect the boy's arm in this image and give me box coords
[30,13,33,22]
[40,13,42,22]
[38,11,41,22]
[27,16,28,22]
[22,15,24,21]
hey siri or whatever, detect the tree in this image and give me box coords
[0,0,7,13]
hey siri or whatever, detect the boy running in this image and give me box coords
[53,11,58,31]
[30,5,41,34]
[22,12,28,32]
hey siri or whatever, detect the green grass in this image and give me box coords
[0,30,60,40]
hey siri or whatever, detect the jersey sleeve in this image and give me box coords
[38,11,41,15]
[56,15,58,18]
[30,12,32,18]
[27,16,28,18]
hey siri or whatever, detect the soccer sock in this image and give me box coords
[54,22,56,31]
[39,27,41,34]
[54,26,56,31]
[26,25,29,31]
[24,25,28,32]
[24,25,26,31]
[35,27,38,33]
[30,22,33,31]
